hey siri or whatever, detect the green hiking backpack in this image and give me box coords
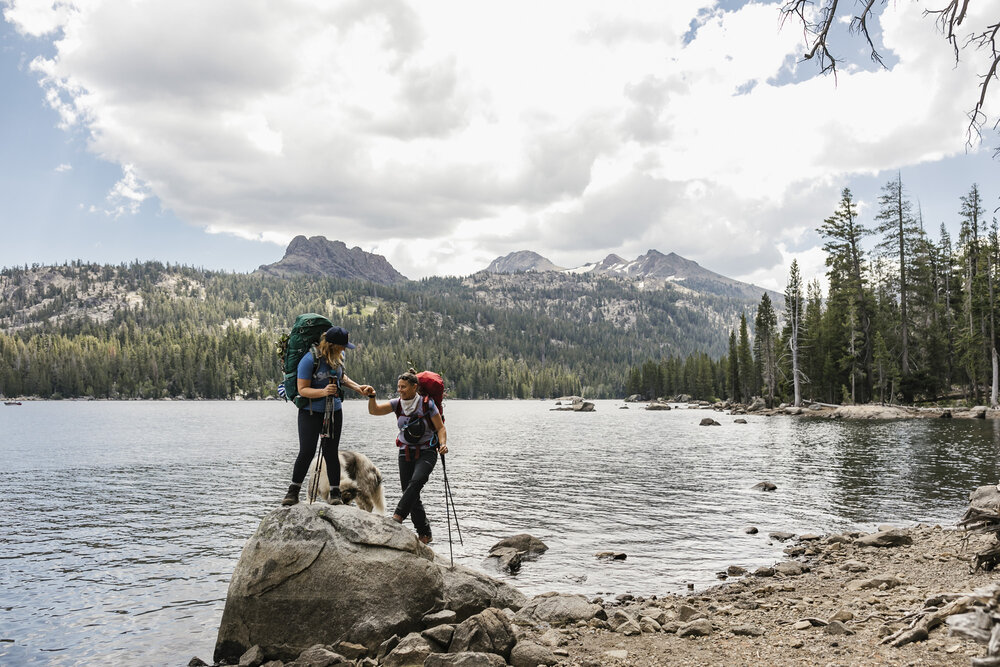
[276,313,333,408]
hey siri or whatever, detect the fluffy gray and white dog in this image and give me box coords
[307,449,385,513]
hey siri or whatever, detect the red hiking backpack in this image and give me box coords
[416,371,445,421]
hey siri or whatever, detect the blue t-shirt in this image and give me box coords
[297,351,343,413]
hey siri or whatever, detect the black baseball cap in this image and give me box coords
[324,326,356,349]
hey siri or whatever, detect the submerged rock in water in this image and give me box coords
[214,504,525,664]
[490,534,549,558]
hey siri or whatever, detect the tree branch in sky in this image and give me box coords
[780,0,999,146]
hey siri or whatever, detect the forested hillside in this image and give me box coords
[0,261,756,400]
[626,181,1000,410]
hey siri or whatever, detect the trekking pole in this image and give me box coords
[440,454,464,545]
[310,395,334,504]
[442,457,455,568]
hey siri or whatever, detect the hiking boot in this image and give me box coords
[418,534,432,545]
[281,484,300,506]
[327,491,343,506]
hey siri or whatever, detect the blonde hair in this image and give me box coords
[317,339,345,370]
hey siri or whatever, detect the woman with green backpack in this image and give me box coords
[281,326,373,506]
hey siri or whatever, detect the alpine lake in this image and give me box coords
[2,399,999,665]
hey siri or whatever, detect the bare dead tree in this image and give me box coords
[780,1,1000,145]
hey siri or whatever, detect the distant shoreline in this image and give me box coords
[4,398,1000,421]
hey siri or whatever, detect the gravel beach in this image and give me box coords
[524,524,1000,667]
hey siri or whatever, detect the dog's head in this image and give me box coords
[339,480,359,505]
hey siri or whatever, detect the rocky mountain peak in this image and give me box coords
[486,250,565,274]
[256,236,407,285]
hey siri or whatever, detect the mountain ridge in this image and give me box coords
[487,248,780,305]
[255,235,407,285]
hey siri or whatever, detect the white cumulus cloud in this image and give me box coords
[5,0,998,283]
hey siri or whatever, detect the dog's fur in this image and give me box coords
[307,450,385,513]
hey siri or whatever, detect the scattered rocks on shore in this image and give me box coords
[205,490,1000,667]
[213,504,526,663]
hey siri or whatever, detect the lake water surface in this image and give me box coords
[3,400,1000,665]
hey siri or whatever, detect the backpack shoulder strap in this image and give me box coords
[392,399,402,418]
[308,344,321,378]
[421,396,437,430]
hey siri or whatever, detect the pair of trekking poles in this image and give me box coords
[310,395,465,567]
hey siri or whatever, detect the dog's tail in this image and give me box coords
[365,461,386,515]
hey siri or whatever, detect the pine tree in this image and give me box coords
[754,293,778,407]
[873,172,920,377]
[819,187,874,403]
[737,313,754,403]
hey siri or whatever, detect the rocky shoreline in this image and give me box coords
[626,394,1000,421]
[526,523,1000,667]
[201,503,1000,667]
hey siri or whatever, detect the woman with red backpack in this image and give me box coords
[366,368,447,544]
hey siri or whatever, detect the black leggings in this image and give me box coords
[293,408,342,488]
[395,448,437,538]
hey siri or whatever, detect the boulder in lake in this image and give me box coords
[489,534,548,558]
[699,417,721,426]
[487,547,522,573]
[214,504,525,663]
[645,401,672,411]
[752,481,777,492]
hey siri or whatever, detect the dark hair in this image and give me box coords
[398,371,418,386]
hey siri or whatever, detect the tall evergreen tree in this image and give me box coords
[957,183,988,401]
[728,330,739,402]
[873,172,920,376]
[737,313,754,402]
[819,187,874,403]
[754,293,778,407]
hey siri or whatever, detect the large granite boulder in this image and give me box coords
[214,504,524,663]
[970,484,1000,510]
[439,560,528,622]
[449,608,517,660]
[513,593,604,626]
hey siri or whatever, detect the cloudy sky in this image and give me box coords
[1,0,998,290]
